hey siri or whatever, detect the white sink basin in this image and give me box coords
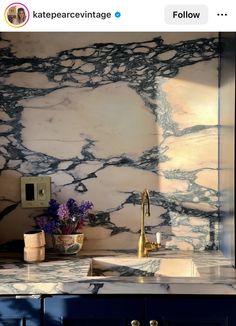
[90,257,200,277]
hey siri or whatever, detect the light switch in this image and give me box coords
[21,176,51,208]
[37,183,46,200]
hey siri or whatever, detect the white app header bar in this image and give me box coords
[0,0,235,32]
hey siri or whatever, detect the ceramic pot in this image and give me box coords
[52,233,84,255]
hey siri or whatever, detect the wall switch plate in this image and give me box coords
[21,176,51,208]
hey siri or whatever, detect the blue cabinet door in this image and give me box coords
[44,295,236,326]
[0,297,41,326]
[146,296,236,326]
[44,295,145,326]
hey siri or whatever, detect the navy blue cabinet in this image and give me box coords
[44,295,145,326]
[146,296,236,326]
[1,294,236,326]
[0,296,41,326]
[44,295,236,326]
[1,295,232,326]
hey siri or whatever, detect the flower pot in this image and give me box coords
[52,233,84,255]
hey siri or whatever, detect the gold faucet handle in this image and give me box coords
[145,241,161,252]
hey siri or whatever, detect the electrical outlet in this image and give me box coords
[21,176,51,208]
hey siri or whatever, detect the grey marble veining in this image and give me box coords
[0,33,219,251]
[0,250,236,295]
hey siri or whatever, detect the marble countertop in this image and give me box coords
[0,250,236,295]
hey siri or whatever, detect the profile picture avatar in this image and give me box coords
[5,3,29,27]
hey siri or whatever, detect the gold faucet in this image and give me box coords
[138,189,161,258]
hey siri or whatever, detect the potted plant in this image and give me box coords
[35,198,93,254]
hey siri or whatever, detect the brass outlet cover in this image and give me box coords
[21,176,51,208]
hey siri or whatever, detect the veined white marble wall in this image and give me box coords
[0,32,219,250]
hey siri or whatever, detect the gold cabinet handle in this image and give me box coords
[131,320,140,326]
[149,321,158,326]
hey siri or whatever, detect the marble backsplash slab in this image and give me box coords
[0,32,219,250]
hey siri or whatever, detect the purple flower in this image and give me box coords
[78,201,93,215]
[58,204,70,220]
[67,198,80,216]
[47,199,60,218]
[35,215,58,234]
[35,198,93,235]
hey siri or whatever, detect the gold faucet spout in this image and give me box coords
[138,189,160,258]
[141,189,150,233]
